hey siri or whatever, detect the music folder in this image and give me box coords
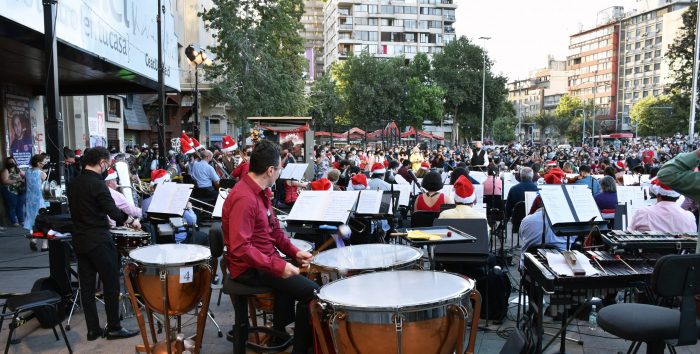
[212,189,230,218]
[147,182,194,215]
[287,190,359,224]
[280,163,309,180]
[538,185,608,235]
[354,190,395,216]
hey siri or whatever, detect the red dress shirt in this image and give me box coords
[222,174,299,278]
[232,162,250,179]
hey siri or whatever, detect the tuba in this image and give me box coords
[114,161,137,207]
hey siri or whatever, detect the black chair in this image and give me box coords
[208,224,292,354]
[598,254,700,354]
[410,211,439,228]
[509,201,526,248]
[0,290,72,354]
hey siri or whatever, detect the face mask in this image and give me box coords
[101,163,109,180]
[234,157,242,163]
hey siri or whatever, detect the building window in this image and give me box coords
[634,79,640,86]
[654,63,661,70]
[625,68,633,75]
[653,76,660,83]
[633,91,639,99]
[107,97,122,121]
[634,54,641,61]
[634,67,641,74]
[645,39,653,47]
[644,52,652,60]
[644,64,651,72]
[655,36,662,44]
[654,49,661,57]
[635,42,641,49]
[643,91,649,97]
[624,80,630,88]
[643,77,650,85]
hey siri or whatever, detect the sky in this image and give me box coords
[454,0,640,81]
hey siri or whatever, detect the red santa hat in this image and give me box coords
[104,168,118,181]
[649,177,680,198]
[351,174,368,189]
[74,149,82,157]
[221,135,238,153]
[192,137,205,151]
[453,175,475,204]
[180,131,192,144]
[150,169,171,185]
[420,162,430,170]
[545,160,558,167]
[614,160,625,171]
[310,177,332,191]
[180,137,195,155]
[370,162,386,175]
[543,168,566,185]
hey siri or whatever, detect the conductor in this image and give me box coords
[67,147,140,341]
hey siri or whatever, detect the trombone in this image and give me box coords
[189,188,231,215]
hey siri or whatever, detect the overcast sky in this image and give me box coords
[454,0,639,81]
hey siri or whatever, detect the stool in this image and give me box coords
[222,277,292,354]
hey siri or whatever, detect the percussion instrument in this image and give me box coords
[111,228,151,256]
[312,270,478,354]
[311,244,422,277]
[124,244,212,354]
[277,238,313,257]
[603,230,697,252]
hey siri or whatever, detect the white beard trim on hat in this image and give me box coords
[650,183,680,198]
[453,190,476,204]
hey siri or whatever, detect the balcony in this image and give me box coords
[444,26,455,34]
[444,15,455,22]
[339,24,353,31]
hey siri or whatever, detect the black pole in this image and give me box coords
[193,67,200,142]
[156,0,167,168]
[43,0,64,215]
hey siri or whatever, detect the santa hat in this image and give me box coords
[383,159,389,168]
[614,160,625,171]
[150,169,171,185]
[180,131,192,144]
[104,168,118,181]
[221,135,238,153]
[543,168,566,185]
[74,149,82,157]
[420,162,430,170]
[545,160,558,167]
[180,137,195,155]
[310,177,332,191]
[332,161,341,170]
[192,137,205,151]
[370,162,386,175]
[649,177,680,198]
[453,175,476,204]
[351,174,367,189]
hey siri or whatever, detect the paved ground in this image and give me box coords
[0,224,699,354]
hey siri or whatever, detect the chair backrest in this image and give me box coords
[410,211,439,228]
[511,201,526,233]
[208,222,224,258]
[651,254,700,346]
[433,218,489,256]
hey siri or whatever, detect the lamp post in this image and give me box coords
[185,45,212,143]
[574,109,586,145]
[479,36,491,143]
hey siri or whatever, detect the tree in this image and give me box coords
[666,5,697,94]
[630,95,687,137]
[405,77,445,130]
[201,0,307,126]
[308,74,344,133]
[554,95,582,119]
[492,115,517,143]
[531,113,556,143]
[432,37,508,143]
[552,115,573,141]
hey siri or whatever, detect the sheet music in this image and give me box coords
[473,184,484,207]
[617,186,644,206]
[525,191,538,213]
[212,189,229,218]
[640,174,651,186]
[440,184,454,199]
[470,171,487,184]
[626,202,643,230]
[287,191,358,223]
[503,182,514,200]
[538,187,575,225]
[395,184,411,206]
[147,182,194,215]
[280,163,309,180]
[568,187,603,222]
[502,172,517,184]
[356,190,383,214]
[622,174,635,186]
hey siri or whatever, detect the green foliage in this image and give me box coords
[492,115,517,143]
[666,5,696,94]
[201,0,307,122]
[554,95,582,119]
[432,37,508,141]
[531,113,556,143]
[630,95,687,137]
[405,77,446,129]
[308,74,344,131]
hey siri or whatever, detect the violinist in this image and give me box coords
[571,165,600,195]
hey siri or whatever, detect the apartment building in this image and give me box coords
[322,0,457,72]
[616,1,690,131]
[302,0,326,80]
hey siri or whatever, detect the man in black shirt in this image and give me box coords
[67,147,139,341]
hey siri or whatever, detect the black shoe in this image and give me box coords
[105,327,139,340]
[40,247,49,252]
[87,329,104,341]
[29,242,37,251]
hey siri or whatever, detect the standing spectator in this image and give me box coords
[25,154,48,251]
[1,156,25,227]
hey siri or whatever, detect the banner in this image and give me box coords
[89,112,107,147]
[5,94,32,166]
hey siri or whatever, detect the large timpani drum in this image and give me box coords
[278,238,313,257]
[128,244,211,315]
[312,244,422,277]
[312,271,476,354]
[111,227,150,257]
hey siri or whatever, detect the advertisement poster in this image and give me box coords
[89,111,106,147]
[5,94,32,166]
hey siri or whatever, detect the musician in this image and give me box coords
[350,173,367,190]
[470,141,489,170]
[572,165,600,195]
[67,147,139,341]
[368,163,391,190]
[414,171,453,212]
[222,140,318,354]
[190,149,220,206]
[627,178,696,233]
[104,169,142,227]
[439,175,485,220]
[232,148,251,180]
[519,204,569,256]
[397,159,418,185]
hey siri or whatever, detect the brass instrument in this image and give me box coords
[133,177,154,195]
[41,164,67,203]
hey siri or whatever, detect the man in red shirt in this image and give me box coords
[222,140,317,354]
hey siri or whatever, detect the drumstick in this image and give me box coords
[390,231,451,236]
[590,255,608,275]
[615,255,637,274]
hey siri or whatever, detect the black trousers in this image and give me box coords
[236,268,320,354]
[77,242,122,332]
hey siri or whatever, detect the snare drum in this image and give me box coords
[313,270,475,354]
[128,244,211,315]
[111,228,150,256]
[312,244,422,277]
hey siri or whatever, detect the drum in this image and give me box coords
[128,244,211,315]
[312,270,475,354]
[312,244,422,277]
[111,228,150,256]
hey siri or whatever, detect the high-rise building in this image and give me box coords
[301,0,326,80]
[322,0,457,72]
[616,1,690,131]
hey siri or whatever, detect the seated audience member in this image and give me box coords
[414,171,454,212]
[594,176,618,212]
[439,175,485,220]
[505,167,538,219]
[628,178,697,233]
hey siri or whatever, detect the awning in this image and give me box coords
[339,127,366,138]
[257,123,310,133]
[314,131,343,138]
[123,95,151,131]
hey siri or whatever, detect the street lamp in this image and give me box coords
[185,44,212,143]
[479,36,491,143]
[574,108,586,145]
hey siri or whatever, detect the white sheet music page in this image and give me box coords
[280,163,308,180]
[567,187,603,222]
[288,191,358,223]
[473,184,484,208]
[356,190,383,214]
[147,182,194,214]
[396,184,412,206]
[525,191,538,213]
[322,191,359,222]
[538,186,575,225]
[212,189,229,218]
[470,171,488,184]
[440,184,454,199]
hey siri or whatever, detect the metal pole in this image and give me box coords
[582,111,586,145]
[690,1,700,142]
[479,36,490,142]
[157,0,167,167]
[43,0,64,215]
[194,67,200,142]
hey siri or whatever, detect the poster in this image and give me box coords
[280,131,304,146]
[5,94,32,166]
[89,111,106,147]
